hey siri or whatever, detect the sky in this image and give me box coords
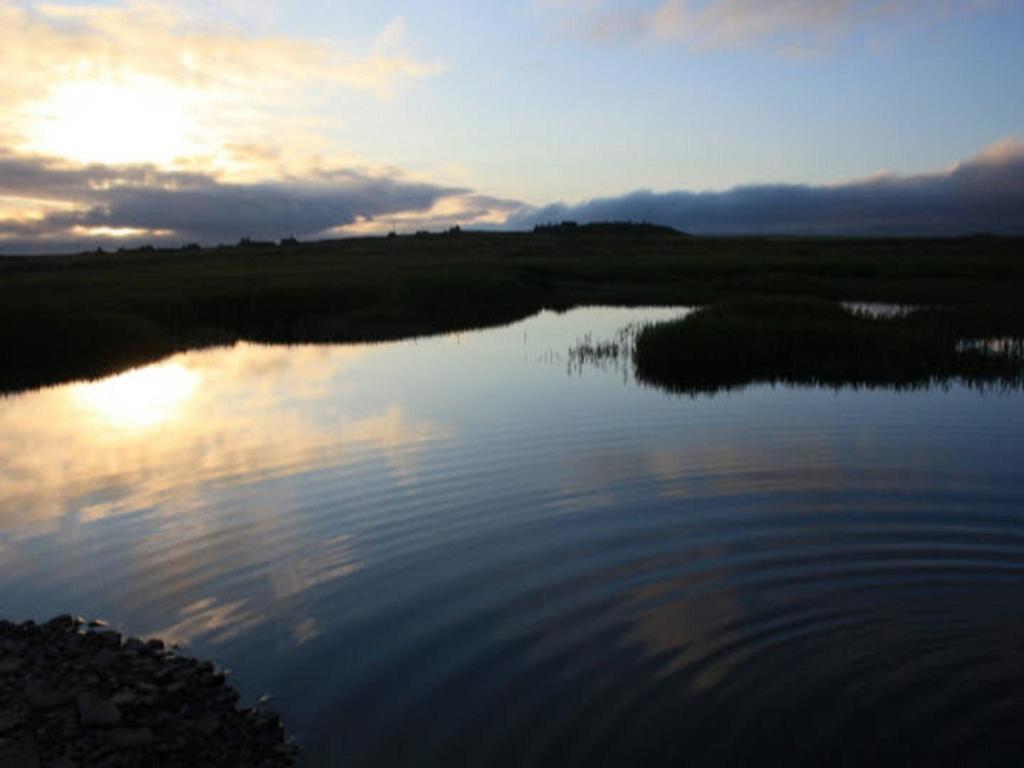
[1,0,1023,252]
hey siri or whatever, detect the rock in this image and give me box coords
[25,679,71,711]
[163,681,186,696]
[76,694,122,728]
[122,638,145,654]
[0,715,17,735]
[2,615,297,765]
[88,649,120,671]
[0,735,41,768]
[91,631,122,649]
[105,727,154,751]
[44,615,76,631]
[46,705,78,735]
[86,620,108,629]
[195,714,221,737]
[110,691,136,708]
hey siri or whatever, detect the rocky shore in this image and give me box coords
[0,616,298,767]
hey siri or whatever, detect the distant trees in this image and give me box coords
[533,221,684,236]
[237,236,275,247]
[533,221,579,234]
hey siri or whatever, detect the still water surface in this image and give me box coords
[2,307,1024,766]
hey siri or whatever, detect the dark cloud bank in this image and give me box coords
[0,152,508,254]
[512,141,1024,236]
[1,140,1023,254]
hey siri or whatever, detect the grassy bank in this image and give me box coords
[2,227,1024,392]
[633,298,1024,393]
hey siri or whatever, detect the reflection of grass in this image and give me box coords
[567,326,641,380]
[569,325,639,365]
[3,229,1024,391]
[634,298,1024,394]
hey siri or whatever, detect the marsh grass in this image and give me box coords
[633,297,1024,394]
[2,230,1024,392]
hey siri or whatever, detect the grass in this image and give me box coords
[633,297,1024,394]
[2,226,1024,392]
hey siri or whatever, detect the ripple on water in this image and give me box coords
[1,307,1023,767]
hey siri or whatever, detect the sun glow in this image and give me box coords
[71,226,175,239]
[72,363,201,430]
[23,77,200,167]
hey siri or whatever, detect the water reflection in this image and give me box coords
[73,362,201,430]
[0,343,449,536]
[1,307,1024,766]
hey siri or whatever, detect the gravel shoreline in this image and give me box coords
[0,616,298,767]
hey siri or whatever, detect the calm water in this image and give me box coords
[3,306,1024,767]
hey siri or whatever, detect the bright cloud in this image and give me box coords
[0,1,444,172]
[0,1,469,249]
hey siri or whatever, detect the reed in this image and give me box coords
[633,298,1024,394]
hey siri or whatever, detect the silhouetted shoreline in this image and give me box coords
[2,228,1023,393]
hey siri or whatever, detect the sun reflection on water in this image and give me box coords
[71,363,201,430]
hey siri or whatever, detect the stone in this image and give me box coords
[122,638,145,654]
[47,705,78,735]
[110,691,136,708]
[25,679,71,711]
[2,615,296,765]
[0,736,41,768]
[0,715,17,736]
[88,649,120,671]
[105,727,154,751]
[195,714,222,737]
[91,631,122,649]
[45,615,76,631]
[76,694,122,728]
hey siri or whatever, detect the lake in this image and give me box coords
[2,306,1024,767]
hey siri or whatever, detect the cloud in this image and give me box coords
[509,138,1024,236]
[0,151,523,252]
[545,0,1005,52]
[3,139,1022,251]
[0,1,441,106]
[0,1,445,176]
